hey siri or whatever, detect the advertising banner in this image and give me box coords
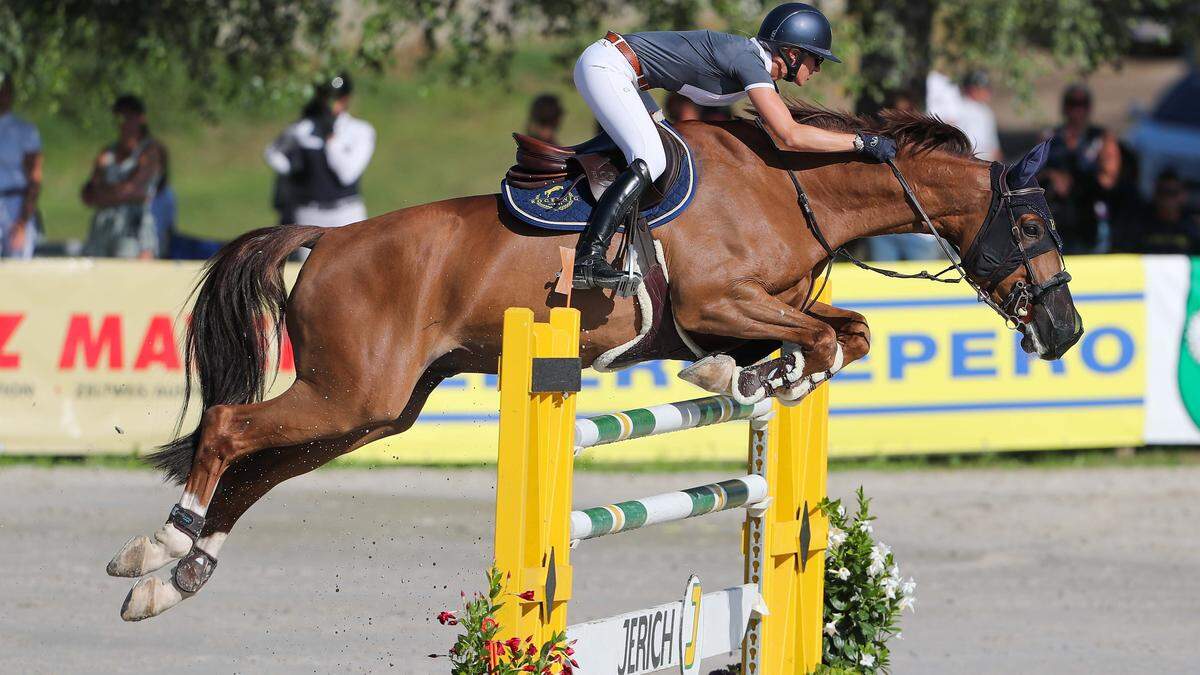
[1144,256,1200,444]
[0,255,1172,460]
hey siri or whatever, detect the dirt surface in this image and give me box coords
[1,464,1197,674]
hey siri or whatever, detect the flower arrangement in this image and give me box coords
[434,567,576,674]
[816,487,916,674]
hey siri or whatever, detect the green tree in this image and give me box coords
[3,0,1196,118]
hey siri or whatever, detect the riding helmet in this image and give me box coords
[757,2,842,74]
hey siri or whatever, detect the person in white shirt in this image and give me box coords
[264,73,376,246]
[0,73,43,259]
[956,71,1002,162]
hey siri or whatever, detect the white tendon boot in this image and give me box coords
[779,343,843,406]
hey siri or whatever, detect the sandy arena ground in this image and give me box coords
[1,464,1197,674]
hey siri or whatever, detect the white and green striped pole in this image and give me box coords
[569,475,768,541]
[574,395,773,452]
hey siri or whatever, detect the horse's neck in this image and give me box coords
[820,154,992,251]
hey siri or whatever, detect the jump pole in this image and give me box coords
[492,299,830,673]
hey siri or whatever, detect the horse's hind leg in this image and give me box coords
[117,370,445,621]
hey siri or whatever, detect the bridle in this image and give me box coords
[753,117,1071,327]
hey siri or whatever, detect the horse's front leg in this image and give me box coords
[675,283,841,404]
[774,300,872,405]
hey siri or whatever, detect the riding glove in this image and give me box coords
[854,133,898,163]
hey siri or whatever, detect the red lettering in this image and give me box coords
[0,313,23,369]
[279,328,294,372]
[59,314,123,370]
[134,315,181,370]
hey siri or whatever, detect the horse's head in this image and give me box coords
[959,141,1083,359]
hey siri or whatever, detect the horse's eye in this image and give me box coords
[1021,222,1040,238]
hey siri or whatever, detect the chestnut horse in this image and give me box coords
[108,104,1082,620]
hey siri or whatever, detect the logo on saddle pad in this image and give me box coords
[532,185,578,212]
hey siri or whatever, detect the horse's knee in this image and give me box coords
[804,324,839,374]
[840,311,871,361]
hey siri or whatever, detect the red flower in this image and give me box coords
[526,643,537,656]
[436,611,458,626]
[518,590,536,601]
[505,636,522,654]
[565,646,575,655]
[521,666,536,672]
[481,617,498,632]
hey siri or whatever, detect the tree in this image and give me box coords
[2,0,1196,119]
[844,0,1198,113]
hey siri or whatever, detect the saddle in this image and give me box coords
[505,125,685,209]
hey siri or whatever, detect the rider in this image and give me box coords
[571,2,898,291]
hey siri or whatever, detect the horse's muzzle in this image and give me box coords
[1021,286,1083,360]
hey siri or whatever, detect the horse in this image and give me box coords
[107,102,1083,621]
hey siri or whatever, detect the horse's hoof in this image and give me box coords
[678,354,737,394]
[120,576,184,622]
[106,526,192,577]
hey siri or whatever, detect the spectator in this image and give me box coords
[80,94,164,259]
[1039,84,1121,254]
[1114,168,1200,253]
[526,93,564,144]
[264,72,375,249]
[956,71,1002,161]
[0,72,43,259]
[665,92,702,123]
[150,146,178,257]
[883,88,918,113]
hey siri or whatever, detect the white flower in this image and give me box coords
[837,504,846,517]
[824,620,839,637]
[827,526,847,550]
[836,566,851,580]
[895,632,903,641]
[898,595,916,612]
[888,564,901,581]
[867,558,886,577]
[857,519,873,534]
[859,652,876,667]
[875,542,892,558]
[901,579,917,597]
[881,576,899,599]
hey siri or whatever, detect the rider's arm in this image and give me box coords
[748,86,857,153]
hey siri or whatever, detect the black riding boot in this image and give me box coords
[573,159,652,291]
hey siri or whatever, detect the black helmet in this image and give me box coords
[757,2,841,80]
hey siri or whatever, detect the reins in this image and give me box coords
[752,116,1046,326]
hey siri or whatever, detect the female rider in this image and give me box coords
[572,2,897,291]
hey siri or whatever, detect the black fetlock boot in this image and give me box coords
[573,159,652,291]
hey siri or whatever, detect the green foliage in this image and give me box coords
[818,487,915,673]
[438,566,576,674]
[5,1,1192,119]
[842,0,1197,109]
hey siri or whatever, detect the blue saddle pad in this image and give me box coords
[500,122,697,232]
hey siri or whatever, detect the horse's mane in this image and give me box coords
[744,98,974,158]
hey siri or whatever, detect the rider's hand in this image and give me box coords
[854,133,897,163]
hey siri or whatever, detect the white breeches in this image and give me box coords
[574,39,668,180]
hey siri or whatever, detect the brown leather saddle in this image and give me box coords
[505,125,685,209]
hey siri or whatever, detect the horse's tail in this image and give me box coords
[147,224,326,484]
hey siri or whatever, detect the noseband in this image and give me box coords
[753,117,1070,326]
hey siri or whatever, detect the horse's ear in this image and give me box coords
[1006,140,1051,189]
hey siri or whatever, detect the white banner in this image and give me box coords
[1144,255,1200,444]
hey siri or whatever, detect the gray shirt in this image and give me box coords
[624,30,775,106]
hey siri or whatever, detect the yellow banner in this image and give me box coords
[0,256,1144,460]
